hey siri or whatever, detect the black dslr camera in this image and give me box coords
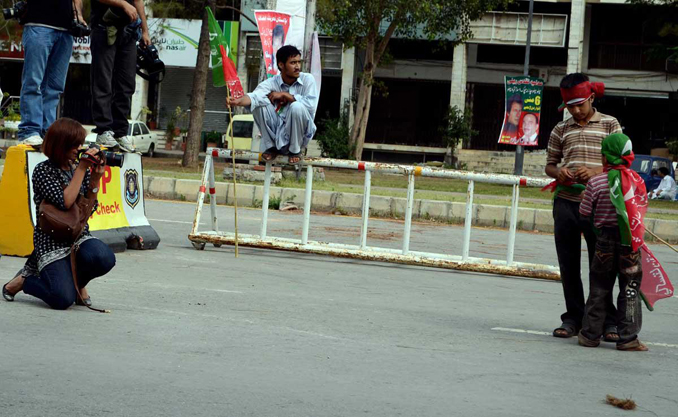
[136,44,165,82]
[69,20,91,37]
[68,0,91,37]
[79,144,124,168]
[3,1,27,23]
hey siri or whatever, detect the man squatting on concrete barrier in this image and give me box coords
[577,133,648,352]
[228,45,319,164]
[545,73,622,341]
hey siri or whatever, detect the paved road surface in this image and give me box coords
[1,199,677,417]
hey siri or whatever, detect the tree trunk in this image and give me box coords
[350,39,375,161]
[182,0,214,168]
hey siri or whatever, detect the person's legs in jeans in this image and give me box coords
[581,215,618,335]
[281,102,313,155]
[40,31,73,137]
[580,231,617,342]
[616,246,643,345]
[18,26,58,140]
[75,239,116,288]
[22,257,77,310]
[553,198,586,331]
[90,27,116,135]
[253,103,281,152]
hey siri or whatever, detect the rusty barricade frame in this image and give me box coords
[188,148,560,280]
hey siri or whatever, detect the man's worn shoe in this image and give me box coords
[18,135,43,147]
[116,135,136,153]
[578,331,601,348]
[617,339,649,352]
[96,130,118,148]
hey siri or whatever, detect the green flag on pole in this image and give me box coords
[207,7,228,87]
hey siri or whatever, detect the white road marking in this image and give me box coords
[491,327,678,349]
[206,289,244,294]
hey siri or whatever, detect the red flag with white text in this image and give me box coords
[640,244,674,310]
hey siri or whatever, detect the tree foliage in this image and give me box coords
[317,0,506,160]
[440,105,477,150]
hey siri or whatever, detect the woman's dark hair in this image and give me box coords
[658,167,670,176]
[276,45,301,70]
[560,73,589,89]
[43,118,87,167]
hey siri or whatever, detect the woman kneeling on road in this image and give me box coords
[2,118,115,309]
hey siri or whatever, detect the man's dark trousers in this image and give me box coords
[90,26,136,138]
[553,197,617,330]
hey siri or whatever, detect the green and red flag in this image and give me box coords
[207,7,244,98]
[601,133,646,250]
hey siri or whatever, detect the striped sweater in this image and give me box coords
[547,110,622,202]
[579,172,618,229]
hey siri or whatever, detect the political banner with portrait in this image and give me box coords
[254,10,292,77]
[498,76,544,147]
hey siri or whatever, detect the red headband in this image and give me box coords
[558,81,605,111]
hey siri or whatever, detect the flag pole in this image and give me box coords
[221,46,239,258]
[225,92,239,258]
[646,229,678,253]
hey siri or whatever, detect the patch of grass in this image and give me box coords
[269,196,281,210]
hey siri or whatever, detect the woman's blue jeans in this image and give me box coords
[23,239,116,310]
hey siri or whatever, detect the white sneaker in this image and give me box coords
[18,135,43,146]
[96,131,117,148]
[116,135,136,153]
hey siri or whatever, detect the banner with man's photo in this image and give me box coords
[498,76,544,147]
[253,10,293,77]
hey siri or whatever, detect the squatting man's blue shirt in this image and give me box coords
[246,73,319,141]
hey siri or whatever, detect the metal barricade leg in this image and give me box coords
[190,154,212,236]
[301,164,313,245]
[506,184,520,266]
[208,155,219,232]
[402,173,415,255]
[360,170,372,249]
[462,180,474,261]
[260,162,272,239]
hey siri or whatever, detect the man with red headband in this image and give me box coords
[545,73,622,341]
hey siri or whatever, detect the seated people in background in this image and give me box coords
[2,118,116,309]
[648,167,677,200]
[228,45,318,164]
[518,113,539,146]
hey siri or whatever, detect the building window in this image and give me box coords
[588,4,677,72]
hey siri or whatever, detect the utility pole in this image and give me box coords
[514,0,534,176]
[302,0,317,73]
[250,0,277,160]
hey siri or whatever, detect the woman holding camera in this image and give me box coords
[2,118,116,309]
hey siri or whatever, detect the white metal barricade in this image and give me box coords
[189,148,560,280]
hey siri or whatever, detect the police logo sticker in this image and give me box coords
[124,169,140,209]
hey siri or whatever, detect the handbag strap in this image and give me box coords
[70,245,110,313]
